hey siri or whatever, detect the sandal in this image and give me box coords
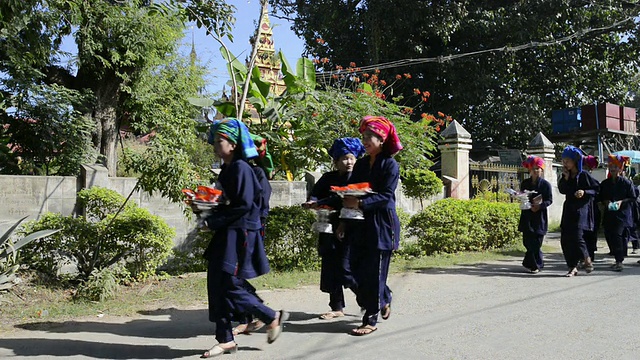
[381,304,391,320]
[231,323,249,336]
[564,268,578,277]
[319,311,344,320]
[202,343,237,358]
[584,261,594,273]
[267,310,288,344]
[350,324,377,336]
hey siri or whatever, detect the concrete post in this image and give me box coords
[527,132,556,186]
[438,120,472,199]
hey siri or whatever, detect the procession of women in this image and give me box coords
[192,114,640,357]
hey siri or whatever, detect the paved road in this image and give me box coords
[2,233,640,360]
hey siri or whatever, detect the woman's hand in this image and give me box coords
[562,168,570,180]
[335,222,346,240]
[574,190,584,199]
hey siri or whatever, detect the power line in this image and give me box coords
[316,13,638,77]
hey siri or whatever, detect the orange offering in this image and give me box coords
[196,186,223,202]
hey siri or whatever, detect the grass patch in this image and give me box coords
[0,242,562,332]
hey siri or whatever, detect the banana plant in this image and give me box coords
[0,217,60,291]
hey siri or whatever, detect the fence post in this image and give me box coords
[438,120,472,199]
[527,132,556,187]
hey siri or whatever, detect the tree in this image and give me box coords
[270,0,640,149]
[0,0,234,177]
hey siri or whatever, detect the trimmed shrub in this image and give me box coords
[264,206,318,271]
[407,198,519,255]
[20,187,174,282]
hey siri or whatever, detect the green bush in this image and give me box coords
[474,190,513,203]
[407,198,519,255]
[264,206,319,271]
[20,187,175,282]
[401,168,443,205]
[164,230,210,274]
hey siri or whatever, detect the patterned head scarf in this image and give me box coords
[583,155,598,171]
[250,133,275,179]
[562,145,584,173]
[522,156,545,170]
[208,118,258,160]
[608,154,631,170]
[358,116,403,156]
[328,137,366,161]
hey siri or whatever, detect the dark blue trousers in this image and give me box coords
[560,227,589,269]
[604,225,629,263]
[207,263,276,343]
[319,233,355,311]
[583,230,598,260]
[522,232,544,271]
[351,245,392,327]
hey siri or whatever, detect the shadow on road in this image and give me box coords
[0,338,204,359]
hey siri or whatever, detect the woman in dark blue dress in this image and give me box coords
[303,138,365,320]
[558,145,600,277]
[231,134,274,336]
[598,155,636,272]
[341,115,402,336]
[200,119,286,357]
[518,156,553,273]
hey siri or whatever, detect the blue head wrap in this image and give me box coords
[562,145,584,173]
[208,118,259,159]
[328,137,366,161]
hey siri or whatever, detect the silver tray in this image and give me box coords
[192,200,222,210]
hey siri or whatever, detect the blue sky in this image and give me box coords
[179,0,306,95]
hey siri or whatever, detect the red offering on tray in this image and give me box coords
[330,182,372,194]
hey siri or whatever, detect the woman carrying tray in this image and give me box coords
[518,156,553,273]
[200,118,286,358]
[303,137,366,320]
[341,115,402,336]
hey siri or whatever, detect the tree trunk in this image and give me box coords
[94,88,119,177]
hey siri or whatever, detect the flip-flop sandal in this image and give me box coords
[267,310,287,344]
[247,319,265,332]
[319,311,344,320]
[381,304,391,320]
[564,269,578,277]
[350,325,377,336]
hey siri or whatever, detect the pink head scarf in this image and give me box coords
[522,156,545,170]
[583,155,598,170]
[358,116,403,156]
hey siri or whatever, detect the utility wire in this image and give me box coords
[315,13,638,77]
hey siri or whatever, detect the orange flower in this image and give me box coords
[321,57,329,64]
[437,111,445,117]
[374,68,380,74]
[354,77,360,83]
[413,88,421,95]
[380,80,387,86]
[436,126,441,132]
[332,74,339,79]
[421,113,428,118]
[403,73,412,79]
[312,112,318,117]
[423,91,431,97]
[363,73,370,78]
[395,74,402,80]
[336,65,343,70]
[350,62,357,67]
[313,58,320,64]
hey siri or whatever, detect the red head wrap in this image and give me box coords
[358,116,403,156]
[522,156,545,170]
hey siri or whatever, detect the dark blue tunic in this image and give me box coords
[204,159,270,279]
[252,165,271,224]
[558,171,600,231]
[348,154,401,250]
[518,177,553,235]
[599,176,636,229]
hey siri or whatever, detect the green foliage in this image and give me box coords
[272,0,640,150]
[474,190,513,203]
[264,206,319,271]
[19,187,175,282]
[164,230,210,274]
[0,216,60,291]
[253,87,437,180]
[1,84,96,175]
[75,266,122,302]
[401,168,443,205]
[407,198,520,255]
